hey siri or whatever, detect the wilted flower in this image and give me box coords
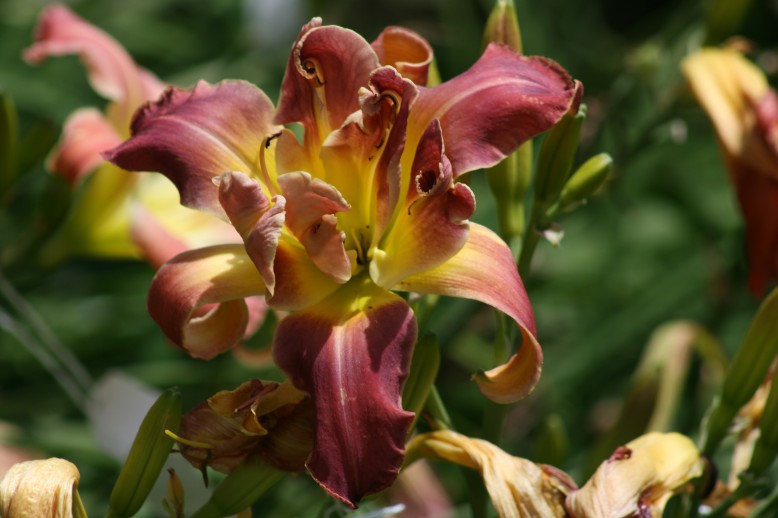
[682,47,778,295]
[406,429,576,517]
[0,458,83,518]
[177,379,313,474]
[107,18,580,506]
[566,432,704,517]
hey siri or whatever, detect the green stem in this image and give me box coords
[424,385,453,430]
[751,483,778,517]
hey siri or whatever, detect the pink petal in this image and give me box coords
[217,171,285,294]
[130,203,190,269]
[393,223,542,403]
[371,26,434,86]
[275,19,379,149]
[277,172,352,283]
[405,44,582,177]
[23,4,165,124]
[274,279,417,508]
[371,120,475,288]
[148,245,265,359]
[48,108,122,185]
[105,80,279,219]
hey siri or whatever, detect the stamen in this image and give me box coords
[301,58,325,85]
[165,429,213,450]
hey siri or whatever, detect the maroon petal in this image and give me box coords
[273,278,417,507]
[275,19,379,150]
[406,44,581,177]
[105,80,279,219]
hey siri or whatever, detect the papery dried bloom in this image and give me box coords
[107,18,581,506]
[406,429,576,518]
[178,379,313,474]
[566,432,704,517]
[682,47,778,295]
[0,458,81,518]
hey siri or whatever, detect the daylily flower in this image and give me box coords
[682,47,778,296]
[107,18,581,506]
[177,379,314,474]
[24,4,241,269]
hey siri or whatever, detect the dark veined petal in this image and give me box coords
[105,80,280,219]
[148,245,265,359]
[273,277,417,508]
[393,223,542,403]
[404,44,582,179]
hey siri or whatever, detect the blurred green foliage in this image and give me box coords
[2,0,778,516]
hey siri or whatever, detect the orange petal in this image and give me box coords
[394,223,542,403]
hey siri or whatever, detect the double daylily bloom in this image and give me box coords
[107,18,580,506]
[682,47,778,296]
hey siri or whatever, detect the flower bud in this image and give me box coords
[534,105,586,209]
[701,287,778,456]
[483,0,522,53]
[557,152,612,212]
[0,458,85,518]
[108,387,181,518]
[402,334,441,431]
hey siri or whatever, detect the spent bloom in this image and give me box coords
[0,458,82,518]
[682,46,778,296]
[24,4,241,268]
[107,18,581,506]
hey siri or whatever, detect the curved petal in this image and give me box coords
[372,26,434,87]
[393,223,542,403]
[23,4,164,125]
[275,20,379,148]
[148,245,266,359]
[371,121,475,288]
[217,171,286,294]
[404,44,581,179]
[277,172,352,283]
[48,108,123,185]
[274,277,417,508]
[105,80,280,219]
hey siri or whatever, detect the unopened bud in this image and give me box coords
[557,152,612,211]
[108,388,181,518]
[483,0,522,53]
[534,105,586,208]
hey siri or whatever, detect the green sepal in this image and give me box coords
[107,388,182,518]
[402,333,441,432]
[534,105,586,209]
